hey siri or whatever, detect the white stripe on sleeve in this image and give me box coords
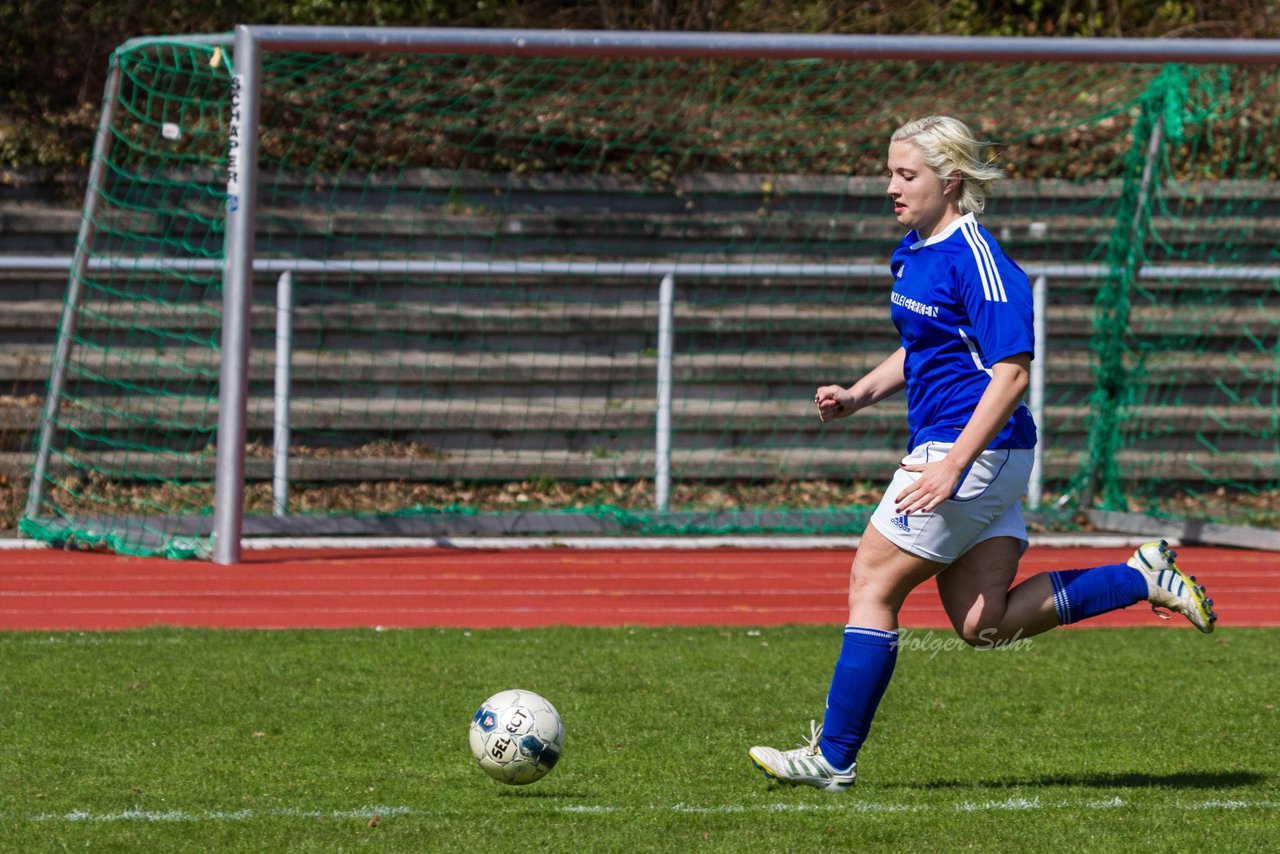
[962,221,1006,302]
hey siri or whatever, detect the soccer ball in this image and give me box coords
[469,689,564,785]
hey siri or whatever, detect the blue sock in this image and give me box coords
[817,626,898,770]
[1049,564,1149,625]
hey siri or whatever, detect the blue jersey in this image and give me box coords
[888,213,1037,451]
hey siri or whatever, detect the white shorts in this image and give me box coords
[868,442,1034,564]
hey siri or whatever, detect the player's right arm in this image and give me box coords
[815,347,906,421]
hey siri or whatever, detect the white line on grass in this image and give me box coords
[582,798,1280,815]
[15,799,1280,823]
[28,806,413,823]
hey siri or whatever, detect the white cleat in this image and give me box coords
[1127,539,1218,633]
[748,721,856,793]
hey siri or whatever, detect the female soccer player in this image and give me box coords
[747,116,1217,792]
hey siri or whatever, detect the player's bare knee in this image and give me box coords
[847,570,894,611]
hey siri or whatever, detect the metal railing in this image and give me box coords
[11,252,1065,533]
[12,252,1280,557]
[15,250,1280,528]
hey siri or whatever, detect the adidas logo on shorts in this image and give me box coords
[890,514,910,533]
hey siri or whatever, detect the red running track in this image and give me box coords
[0,545,1276,631]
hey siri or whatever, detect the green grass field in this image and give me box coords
[0,625,1275,852]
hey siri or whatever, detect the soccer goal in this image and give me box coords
[20,27,1280,561]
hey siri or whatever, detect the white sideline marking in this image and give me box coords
[15,799,1279,823]
[28,806,412,823]
[958,797,1041,811]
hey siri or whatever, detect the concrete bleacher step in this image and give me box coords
[4,391,1273,470]
[0,343,1272,387]
[0,446,1263,484]
[3,294,1277,350]
[7,396,1277,435]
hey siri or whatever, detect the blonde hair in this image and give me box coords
[891,116,1003,214]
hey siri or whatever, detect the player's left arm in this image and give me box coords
[894,353,1030,514]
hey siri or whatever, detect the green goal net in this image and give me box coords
[19,32,1280,558]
